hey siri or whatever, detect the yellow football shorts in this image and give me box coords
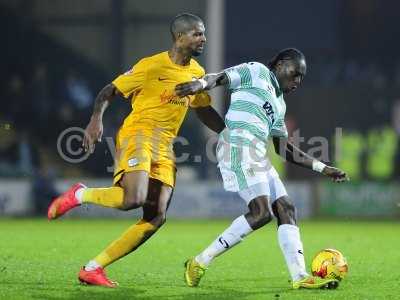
[113,131,176,187]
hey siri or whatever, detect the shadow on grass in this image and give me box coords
[31,285,146,300]
[27,282,288,300]
[5,278,343,300]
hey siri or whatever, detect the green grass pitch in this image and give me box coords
[1,218,399,299]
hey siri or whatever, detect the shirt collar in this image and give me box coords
[269,70,283,97]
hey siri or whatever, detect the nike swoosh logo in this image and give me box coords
[158,77,168,81]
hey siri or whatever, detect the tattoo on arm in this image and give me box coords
[92,83,116,117]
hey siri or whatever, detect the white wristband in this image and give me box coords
[312,160,326,173]
[198,78,208,89]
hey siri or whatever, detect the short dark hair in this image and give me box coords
[268,48,306,69]
[170,13,204,41]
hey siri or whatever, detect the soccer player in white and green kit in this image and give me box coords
[175,48,349,289]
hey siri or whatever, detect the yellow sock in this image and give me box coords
[94,220,157,268]
[82,187,124,208]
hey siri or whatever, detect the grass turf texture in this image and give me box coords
[1,219,399,300]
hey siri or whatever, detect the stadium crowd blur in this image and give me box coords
[3,55,400,178]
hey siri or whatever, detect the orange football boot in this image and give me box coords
[47,183,85,220]
[78,267,118,288]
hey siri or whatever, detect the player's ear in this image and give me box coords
[175,32,184,44]
[275,60,284,72]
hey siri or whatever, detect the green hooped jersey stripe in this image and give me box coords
[234,87,275,104]
[224,62,288,150]
[219,128,267,157]
[225,119,267,141]
[237,64,252,88]
[230,100,272,128]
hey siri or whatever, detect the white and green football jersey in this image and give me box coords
[223,62,288,156]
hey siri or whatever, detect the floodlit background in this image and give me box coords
[1,0,400,219]
[2,1,400,299]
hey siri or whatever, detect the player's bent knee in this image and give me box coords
[253,209,273,228]
[152,213,167,228]
[143,205,167,227]
[286,202,296,218]
[273,197,296,225]
[121,192,147,210]
[248,196,273,229]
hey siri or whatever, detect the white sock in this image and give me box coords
[278,224,308,281]
[84,260,101,271]
[195,215,253,266]
[75,188,85,204]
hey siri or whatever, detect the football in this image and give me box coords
[311,248,348,281]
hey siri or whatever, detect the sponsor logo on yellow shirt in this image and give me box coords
[160,90,189,107]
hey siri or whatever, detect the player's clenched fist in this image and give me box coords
[322,166,349,183]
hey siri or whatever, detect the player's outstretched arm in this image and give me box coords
[83,83,119,153]
[194,106,225,134]
[273,137,349,182]
[175,72,228,97]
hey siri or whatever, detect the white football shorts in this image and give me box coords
[216,132,287,204]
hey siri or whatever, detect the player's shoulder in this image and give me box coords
[247,61,269,72]
[138,51,166,64]
[190,58,206,77]
[131,56,152,70]
[228,61,269,74]
[131,51,168,74]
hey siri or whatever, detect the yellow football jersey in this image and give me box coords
[112,51,211,141]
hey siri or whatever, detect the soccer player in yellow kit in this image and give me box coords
[47,13,224,287]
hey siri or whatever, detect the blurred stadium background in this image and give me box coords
[1,0,400,220]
